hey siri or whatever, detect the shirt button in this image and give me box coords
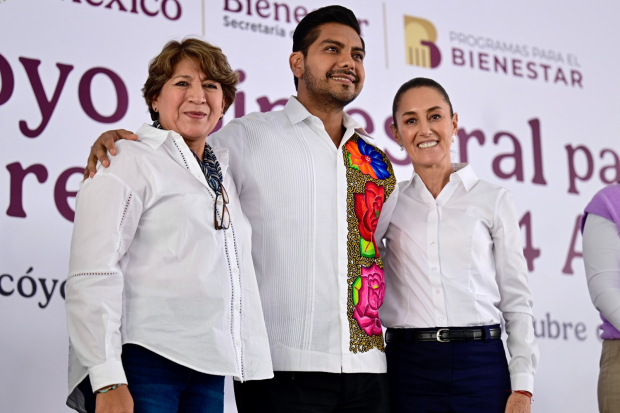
[436,289,441,294]
[430,241,435,245]
[235,339,241,346]
[439,317,445,321]
[432,267,437,271]
[233,267,239,274]
[234,304,240,311]
[227,231,233,239]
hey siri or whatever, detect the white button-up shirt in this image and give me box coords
[583,214,620,332]
[65,125,272,410]
[208,97,398,373]
[379,163,538,392]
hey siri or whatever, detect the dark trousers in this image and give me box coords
[386,331,511,413]
[78,344,225,413]
[234,371,390,413]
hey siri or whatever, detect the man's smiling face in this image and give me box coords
[299,22,365,110]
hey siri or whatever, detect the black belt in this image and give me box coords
[385,326,501,343]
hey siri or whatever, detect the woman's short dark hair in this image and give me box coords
[143,37,238,121]
[292,5,364,91]
[391,78,454,128]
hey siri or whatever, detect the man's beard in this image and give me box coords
[302,63,361,112]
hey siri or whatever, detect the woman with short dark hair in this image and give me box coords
[65,38,272,413]
[379,78,539,413]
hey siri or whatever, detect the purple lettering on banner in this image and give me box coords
[540,64,551,81]
[529,119,547,185]
[256,96,287,112]
[478,52,489,71]
[293,5,307,23]
[346,108,374,134]
[554,67,568,85]
[383,117,410,166]
[105,0,128,11]
[0,274,14,296]
[519,211,541,271]
[162,0,181,20]
[571,70,583,88]
[54,167,83,222]
[18,58,74,138]
[6,162,49,218]
[38,278,59,309]
[0,53,14,105]
[492,132,524,181]
[494,56,507,74]
[140,0,158,16]
[86,0,104,5]
[526,62,537,79]
[224,0,242,12]
[457,128,485,163]
[512,59,523,77]
[562,214,583,274]
[273,2,290,22]
[599,149,620,184]
[78,67,128,123]
[566,144,593,194]
[256,0,270,17]
[130,0,138,13]
[452,48,465,66]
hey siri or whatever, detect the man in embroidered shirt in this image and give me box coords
[85,6,397,412]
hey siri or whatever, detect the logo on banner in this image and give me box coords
[403,15,441,69]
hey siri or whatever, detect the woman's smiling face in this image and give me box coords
[152,57,225,143]
[390,86,458,170]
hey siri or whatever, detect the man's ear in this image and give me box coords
[289,51,304,83]
[389,123,403,147]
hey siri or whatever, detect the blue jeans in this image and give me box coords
[78,344,224,413]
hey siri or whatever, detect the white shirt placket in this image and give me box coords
[426,198,447,327]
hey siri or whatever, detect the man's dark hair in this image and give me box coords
[292,5,364,91]
[392,77,454,128]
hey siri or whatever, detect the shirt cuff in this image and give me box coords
[88,360,127,392]
[510,373,534,394]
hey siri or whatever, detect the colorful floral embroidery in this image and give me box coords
[352,263,385,336]
[354,182,384,258]
[342,134,396,353]
[345,139,390,180]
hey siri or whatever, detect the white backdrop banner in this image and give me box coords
[1,1,616,412]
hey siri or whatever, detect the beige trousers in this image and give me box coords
[599,340,620,413]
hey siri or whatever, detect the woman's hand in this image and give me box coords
[505,392,531,413]
[84,129,138,180]
[95,385,134,413]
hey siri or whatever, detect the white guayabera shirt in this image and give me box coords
[65,125,272,412]
[209,97,399,374]
[378,163,539,393]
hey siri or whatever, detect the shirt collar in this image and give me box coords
[283,96,373,141]
[135,123,171,149]
[401,162,478,192]
[135,123,230,172]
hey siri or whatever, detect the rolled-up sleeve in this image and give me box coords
[65,171,143,392]
[583,213,620,330]
[492,189,539,393]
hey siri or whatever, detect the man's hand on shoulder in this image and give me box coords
[84,129,138,180]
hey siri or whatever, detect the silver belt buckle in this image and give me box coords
[436,328,450,342]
